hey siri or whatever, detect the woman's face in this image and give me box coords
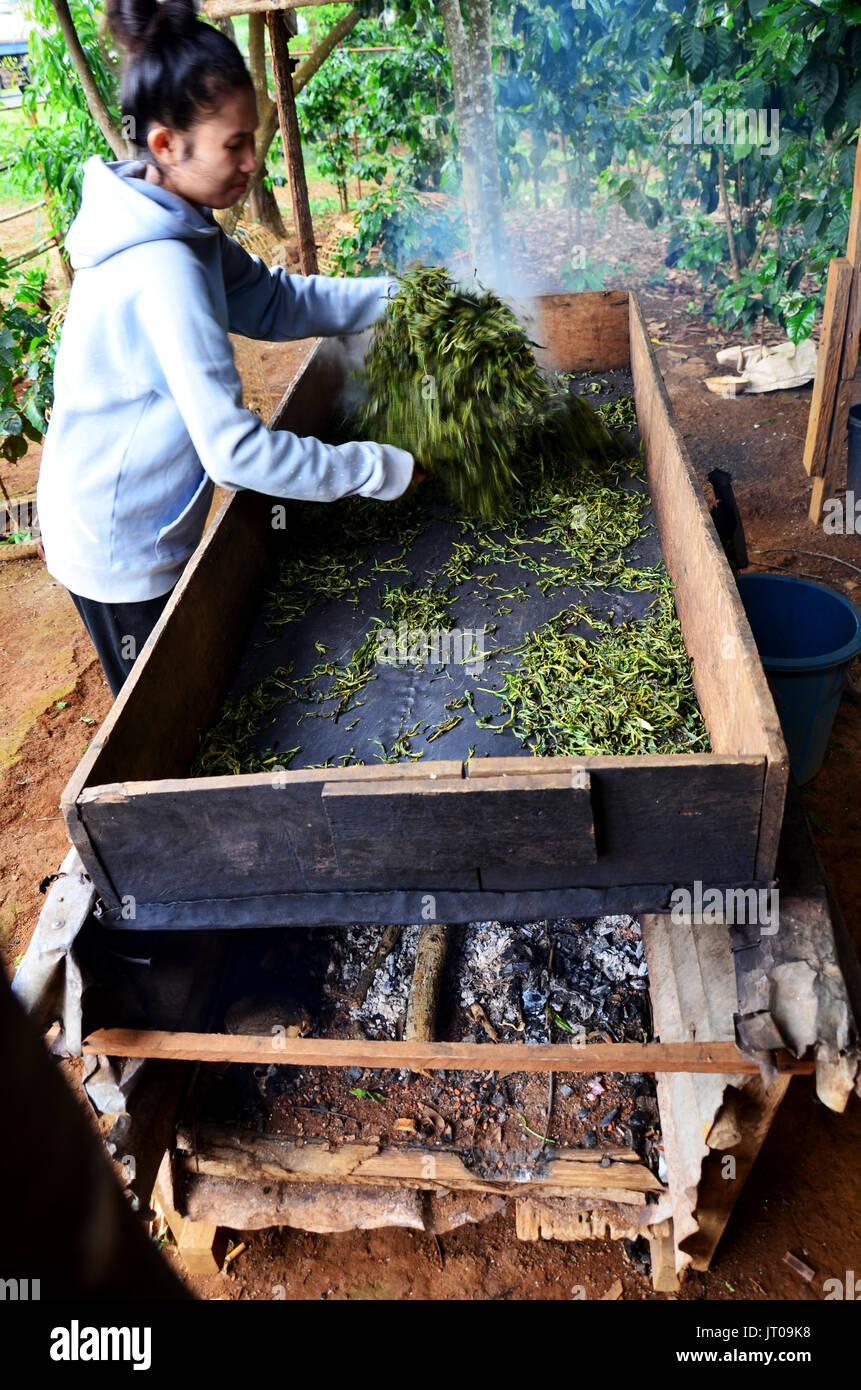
[146,86,260,211]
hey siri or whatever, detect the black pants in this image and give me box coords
[68,589,173,698]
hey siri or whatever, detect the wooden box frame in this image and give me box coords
[62,292,789,929]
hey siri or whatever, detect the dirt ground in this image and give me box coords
[1,197,859,1300]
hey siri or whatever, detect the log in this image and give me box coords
[404,925,449,1042]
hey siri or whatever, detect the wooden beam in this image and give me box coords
[802,257,853,477]
[83,1029,816,1075]
[174,1127,664,1197]
[628,295,789,881]
[267,9,318,274]
[206,0,344,15]
[809,123,861,523]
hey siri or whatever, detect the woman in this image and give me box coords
[37,0,416,697]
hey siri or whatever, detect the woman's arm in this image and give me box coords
[137,245,412,500]
[218,228,394,341]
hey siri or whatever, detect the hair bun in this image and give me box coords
[107,0,199,56]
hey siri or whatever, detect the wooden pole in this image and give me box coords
[807,122,861,523]
[267,10,319,275]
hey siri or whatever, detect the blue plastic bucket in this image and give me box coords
[736,573,861,784]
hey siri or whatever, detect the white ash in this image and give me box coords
[361,924,420,1033]
[325,924,420,1038]
[458,915,649,1045]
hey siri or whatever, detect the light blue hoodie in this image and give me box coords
[37,156,413,603]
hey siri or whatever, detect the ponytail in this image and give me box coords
[106,0,252,154]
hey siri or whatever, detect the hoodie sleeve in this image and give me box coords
[218,228,395,340]
[135,248,413,502]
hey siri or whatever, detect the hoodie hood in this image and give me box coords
[65,156,219,269]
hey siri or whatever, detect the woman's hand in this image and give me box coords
[407,463,424,491]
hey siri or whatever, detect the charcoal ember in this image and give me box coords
[582,1131,598,1148]
[559,1084,573,1098]
[623,1237,652,1276]
[599,1106,620,1128]
[522,986,547,1013]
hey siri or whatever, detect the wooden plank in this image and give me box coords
[79,756,766,911]
[467,754,764,888]
[321,772,596,881]
[77,762,472,902]
[83,1029,815,1074]
[811,274,861,521]
[802,258,853,477]
[810,129,861,521]
[533,291,630,372]
[628,294,789,881]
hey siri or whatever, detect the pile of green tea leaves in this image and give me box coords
[192,382,710,778]
[358,264,629,521]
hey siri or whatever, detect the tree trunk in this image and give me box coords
[249,167,287,238]
[49,0,125,159]
[439,0,505,283]
[466,0,505,277]
[218,8,356,240]
[267,11,318,275]
[241,13,287,239]
[717,149,741,282]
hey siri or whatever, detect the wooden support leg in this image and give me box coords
[267,10,319,276]
[154,1158,228,1278]
[647,1220,680,1293]
[175,1221,228,1277]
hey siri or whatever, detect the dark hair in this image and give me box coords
[107,0,253,154]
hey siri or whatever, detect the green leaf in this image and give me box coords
[550,1010,575,1033]
[803,206,824,242]
[838,143,858,186]
[845,80,861,128]
[0,409,23,438]
[785,299,817,344]
[680,27,705,73]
